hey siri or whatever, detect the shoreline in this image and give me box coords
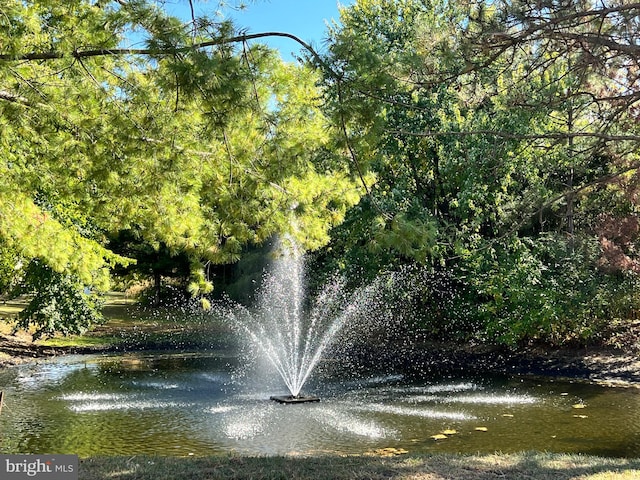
[2,294,639,386]
[402,343,640,387]
[2,332,639,388]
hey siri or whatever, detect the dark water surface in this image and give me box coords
[1,352,638,457]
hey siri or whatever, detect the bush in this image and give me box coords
[10,261,103,340]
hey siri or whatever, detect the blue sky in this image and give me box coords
[164,0,354,61]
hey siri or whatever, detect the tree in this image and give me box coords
[9,261,104,340]
[0,0,361,336]
[313,0,640,346]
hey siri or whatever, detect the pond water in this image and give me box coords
[1,352,639,457]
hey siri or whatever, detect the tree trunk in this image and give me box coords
[566,85,575,250]
[153,270,162,306]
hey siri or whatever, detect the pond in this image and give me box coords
[1,351,638,457]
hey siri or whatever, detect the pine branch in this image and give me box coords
[0,90,30,106]
[388,129,640,143]
[0,31,325,66]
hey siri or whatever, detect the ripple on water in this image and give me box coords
[401,392,537,405]
[391,382,479,395]
[442,393,538,405]
[351,402,475,421]
[223,405,274,440]
[57,392,128,402]
[65,398,191,413]
[196,372,230,383]
[130,380,182,390]
[208,405,238,414]
[311,407,393,439]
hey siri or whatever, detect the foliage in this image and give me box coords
[10,261,104,340]
[0,0,361,335]
[3,0,640,347]
[0,241,21,295]
[458,234,640,346]
[107,230,194,305]
[313,0,640,347]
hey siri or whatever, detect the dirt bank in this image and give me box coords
[497,346,640,386]
[0,334,99,367]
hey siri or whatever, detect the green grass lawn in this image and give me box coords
[79,452,640,480]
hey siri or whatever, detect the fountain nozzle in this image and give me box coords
[270,395,320,404]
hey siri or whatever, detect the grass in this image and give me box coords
[78,452,640,480]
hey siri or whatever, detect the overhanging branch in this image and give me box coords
[388,129,640,143]
[0,31,327,67]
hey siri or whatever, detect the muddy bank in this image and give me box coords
[0,334,104,367]
[495,347,640,386]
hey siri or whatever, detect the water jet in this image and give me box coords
[225,236,359,400]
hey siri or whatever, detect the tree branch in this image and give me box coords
[0,31,327,67]
[467,3,640,77]
[446,159,640,263]
[0,90,30,106]
[388,129,640,143]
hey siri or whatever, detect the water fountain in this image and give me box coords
[2,242,640,456]
[224,236,360,403]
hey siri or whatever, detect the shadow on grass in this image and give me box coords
[79,453,640,480]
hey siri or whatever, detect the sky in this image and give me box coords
[164,0,355,61]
